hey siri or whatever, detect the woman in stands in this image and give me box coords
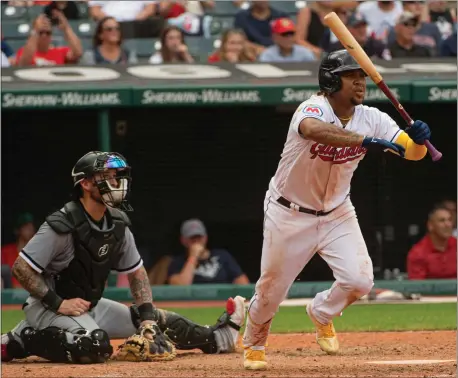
[82,16,137,65]
[149,25,194,64]
[208,28,256,63]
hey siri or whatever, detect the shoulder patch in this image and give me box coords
[302,104,324,117]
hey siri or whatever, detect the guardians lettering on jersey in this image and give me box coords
[310,143,368,164]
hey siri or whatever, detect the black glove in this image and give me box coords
[362,136,405,158]
[406,120,431,145]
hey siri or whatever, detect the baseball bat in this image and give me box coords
[323,12,442,162]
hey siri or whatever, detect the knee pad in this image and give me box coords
[21,327,112,364]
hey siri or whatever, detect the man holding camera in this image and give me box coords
[16,10,82,66]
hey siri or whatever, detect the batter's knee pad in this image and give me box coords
[130,305,218,354]
[21,327,112,364]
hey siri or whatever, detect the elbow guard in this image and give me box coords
[394,131,427,161]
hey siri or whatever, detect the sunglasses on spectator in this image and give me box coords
[38,30,52,36]
[403,21,419,27]
[103,26,120,32]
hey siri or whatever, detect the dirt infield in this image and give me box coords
[2,330,455,377]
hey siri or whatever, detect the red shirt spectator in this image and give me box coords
[16,45,70,66]
[407,206,457,280]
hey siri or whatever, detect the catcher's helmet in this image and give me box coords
[318,49,366,94]
[72,151,133,212]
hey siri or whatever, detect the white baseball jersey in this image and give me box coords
[270,94,402,212]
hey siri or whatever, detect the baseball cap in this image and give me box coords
[271,18,296,34]
[180,219,207,238]
[348,12,367,27]
[397,11,420,24]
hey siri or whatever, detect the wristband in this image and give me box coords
[138,302,156,322]
[42,290,64,312]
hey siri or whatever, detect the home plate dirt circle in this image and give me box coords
[2,331,456,377]
[366,359,456,365]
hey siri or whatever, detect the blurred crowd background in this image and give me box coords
[2,1,457,290]
[1,0,457,67]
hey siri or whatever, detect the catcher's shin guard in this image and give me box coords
[20,327,112,364]
[130,305,241,354]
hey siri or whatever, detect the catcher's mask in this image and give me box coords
[72,151,133,212]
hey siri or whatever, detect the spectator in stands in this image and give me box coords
[439,199,457,237]
[167,219,250,285]
[319,6,350,53]
[388,11,433,58]
[158,0,214,19]
[1,212,36,288]
[441,30,457,56]
[16,13,82,66]
[357,1,403,43]
[325,11,392,60]
[234,0,287,56]
[1,36,16,65]
[387,1,442,56]
[258,18,315,62]
[208,28,256,63]
[82,16,137,64]
[295,2,344,59]
[43,1,81,21]
[407,205,457,280]
[428,0,457,40]
[1,51,10,67]
[88,1,157,22]
[149,25,194,64]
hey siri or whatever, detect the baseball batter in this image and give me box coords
[242,49,432,370]
[1,151,245,364]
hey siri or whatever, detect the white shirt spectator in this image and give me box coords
[89,1,156,22]
[357,1,403,43]
[1,51,10,67]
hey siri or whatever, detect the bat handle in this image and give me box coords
[377,82,442,162]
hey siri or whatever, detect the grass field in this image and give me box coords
[2,302,456,334]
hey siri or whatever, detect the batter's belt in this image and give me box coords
[276,196,336,216]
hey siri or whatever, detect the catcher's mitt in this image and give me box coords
[113,322,176,362]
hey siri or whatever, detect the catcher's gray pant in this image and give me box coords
[10,297,136,344]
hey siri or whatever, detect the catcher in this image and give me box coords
[1,151,246,364]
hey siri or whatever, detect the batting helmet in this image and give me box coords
[318,49,366,94]
[72,151,133,211]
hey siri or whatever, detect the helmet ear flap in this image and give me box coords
[321,71,342,94]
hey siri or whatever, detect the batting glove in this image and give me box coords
[406,120,431,145]
[362,136,405,158]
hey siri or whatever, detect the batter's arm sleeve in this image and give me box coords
[19,222,71,274]
[392,131,427,161]
[113,228,143,274]
[406,246,428,280]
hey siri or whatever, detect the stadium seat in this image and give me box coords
[124,38,156,58]
[270,1,300,15]
[2,21,31,39]
[207,1,243,16]
[2,5,28,21]
[27,5,45,21]
[68,20,96,38]
[76,2,90,20]
[210,16,235,33]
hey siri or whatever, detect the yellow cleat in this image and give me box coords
[243,347,267,370]
[306,303,339,355]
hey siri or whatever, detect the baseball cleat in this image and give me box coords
[306,303,339,355]
[243,347,267,370]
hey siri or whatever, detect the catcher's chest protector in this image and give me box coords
[46,201,129,309]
